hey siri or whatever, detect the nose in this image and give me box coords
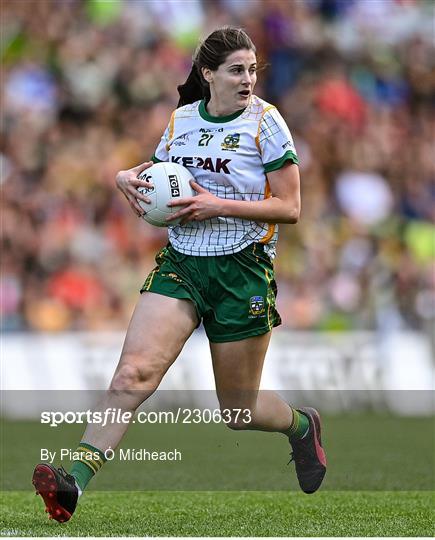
[241,71,252,85]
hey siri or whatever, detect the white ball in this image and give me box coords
[136,162,195,227]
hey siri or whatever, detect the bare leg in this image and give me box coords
[81,292,198,451]
[32,293,198,522]
[210,332,293,432]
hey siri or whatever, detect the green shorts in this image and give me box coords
[140,243,281,343]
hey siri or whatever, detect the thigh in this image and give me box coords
[204,244,281,343]
[210,331,272,409]
[112,291,199,389]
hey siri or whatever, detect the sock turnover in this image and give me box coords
[284,408,310,440]
[70,442,107,492]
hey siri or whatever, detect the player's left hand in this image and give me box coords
[166,180,223,224]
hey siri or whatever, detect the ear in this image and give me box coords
[201,67,213,84]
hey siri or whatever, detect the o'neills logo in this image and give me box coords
[138,173,155,194]
[168,174,180,197]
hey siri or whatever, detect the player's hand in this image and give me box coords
[166,180,222,224]
[115,161,154,217]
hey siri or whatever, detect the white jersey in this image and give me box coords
[151,95,298,258]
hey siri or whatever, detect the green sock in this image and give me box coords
[284,408,310,440]
[70,442,107,492]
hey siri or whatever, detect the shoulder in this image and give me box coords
[241,95,285,125]
[250,95,276,111]
[173,100,201,119]
[163,101,201,137]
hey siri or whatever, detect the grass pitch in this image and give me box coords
[1,490,433,536]
[2,414,433,491]
[1,412,433,536]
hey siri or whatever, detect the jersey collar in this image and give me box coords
[199,100,246,123]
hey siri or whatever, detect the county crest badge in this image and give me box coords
[249,295,265,317]
[221,133,240,151]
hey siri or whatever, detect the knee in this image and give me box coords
[110,355,162,392]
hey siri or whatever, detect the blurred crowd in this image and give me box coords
[1,0,434,335]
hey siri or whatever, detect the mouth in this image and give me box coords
[238,90,250,98]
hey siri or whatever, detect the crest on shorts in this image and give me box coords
[221,133,240,151]
[249,295,265,316]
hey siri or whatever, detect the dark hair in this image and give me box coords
[177,26,256,107]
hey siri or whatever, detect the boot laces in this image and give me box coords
[288,445,307,466]
[57,466,75,484]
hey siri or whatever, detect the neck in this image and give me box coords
[206,98,237,117]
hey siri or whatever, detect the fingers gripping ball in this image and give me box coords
[136,163,195,227]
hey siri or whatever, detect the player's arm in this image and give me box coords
[221,162,300,223]
[167,162,301,225]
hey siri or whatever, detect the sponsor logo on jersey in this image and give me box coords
[171,156,231,174]
[281,140,295,150]
[221,133,240,151]
[199,127,224,133]
[249,296,265,317]
[168,174,180,197]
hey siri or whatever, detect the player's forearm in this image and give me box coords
[219,196,300,224]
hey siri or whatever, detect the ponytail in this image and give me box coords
[177,64,210,108]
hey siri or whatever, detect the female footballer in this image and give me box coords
[33,26,326,522]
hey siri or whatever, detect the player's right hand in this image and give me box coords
[115,161,154,217]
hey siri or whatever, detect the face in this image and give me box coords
[202,49,257,114]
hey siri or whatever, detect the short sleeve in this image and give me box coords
[150,123,170,163]
[259,107,299,173]
[151,111,176,163]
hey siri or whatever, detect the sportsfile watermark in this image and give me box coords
[1,390,433,491]
[40,447,182,463]
[40,408,252,427]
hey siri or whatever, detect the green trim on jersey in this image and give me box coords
[199,100,246,123]
[151,154,163,163]
[264,150,299,173]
